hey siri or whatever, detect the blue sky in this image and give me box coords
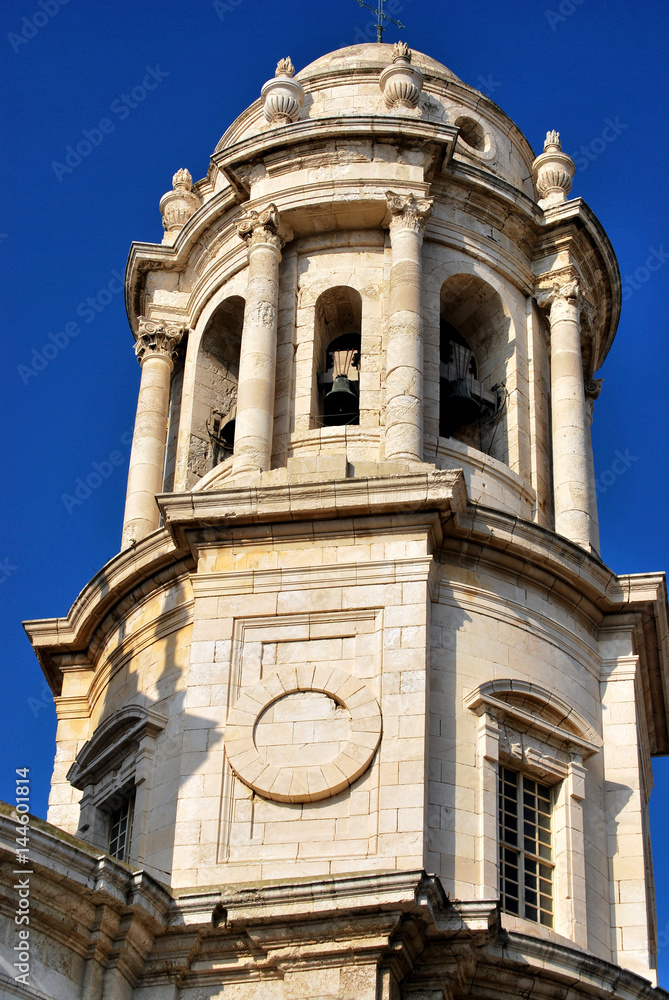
[1,0,668,981]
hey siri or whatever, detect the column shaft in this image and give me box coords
[384,192,431,463]
[546,280,596,550]
[121,321,183,549]
[233,205,283,476]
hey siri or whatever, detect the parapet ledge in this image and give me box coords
[0,801,171,929]
[157,469,469,555]
[171,870,497,940]
[492,931,667,1000]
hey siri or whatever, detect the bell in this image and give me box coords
[220,418,235,449]
[446,378,480,428]
[323,374,359,426]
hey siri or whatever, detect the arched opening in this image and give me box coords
[187,295,244,484]
[313,286,362,428]
[439,275,510,463]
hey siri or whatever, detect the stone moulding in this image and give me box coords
[67,704,168,789]
[224,666,382,802]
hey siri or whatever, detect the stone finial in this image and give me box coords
[275,57,295,78]
[544,130,562,151]
[532,130,575,210]
[261,56,304,125]
[380,42,423,111]
[134,318,186,366]
[159,168,200,244]
[392,41,412,63]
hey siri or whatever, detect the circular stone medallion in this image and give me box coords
[224,666,382,802]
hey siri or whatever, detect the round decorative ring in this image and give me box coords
[224,666,382,803]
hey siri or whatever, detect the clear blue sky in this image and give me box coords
[1,0,668,981]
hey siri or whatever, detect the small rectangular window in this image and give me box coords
[108,795,134,863]
[499,766,554,927]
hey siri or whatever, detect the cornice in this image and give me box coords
[22,528,188,694]
[213,115,458,175]
[532,196,621,371]
[24,474,665,710]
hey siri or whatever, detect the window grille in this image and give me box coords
[499,766,554,926]
[108,795,134,862]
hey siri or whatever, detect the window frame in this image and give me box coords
[498,765,555,927]
[465,680,601,947]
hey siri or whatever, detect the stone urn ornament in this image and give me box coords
[532,131,576,209]
[379,41,424,110]
[159,168,201,243]
[261,57,305,125]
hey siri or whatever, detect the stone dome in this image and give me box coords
[295,42,463,85]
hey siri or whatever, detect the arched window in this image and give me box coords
[313,286,362,428]
[439,275,508,461]
[187,295,244,484]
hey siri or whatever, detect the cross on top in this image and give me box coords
[355,0,406,42]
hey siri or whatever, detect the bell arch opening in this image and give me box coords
[186,295,245,485]
[439,274,510,464]
[313,286,362,428]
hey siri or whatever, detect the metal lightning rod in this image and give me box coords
[355,0,406,42]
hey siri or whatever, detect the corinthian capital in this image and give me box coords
[385,191,433,234]
[236,203,285,250]
[536,274,582,316]
[134,318,186,366]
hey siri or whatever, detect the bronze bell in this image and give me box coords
[446,378,480,428]
[324,374,359,426]
[220,418,235,449]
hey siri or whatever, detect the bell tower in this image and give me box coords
[15,41,669,1000]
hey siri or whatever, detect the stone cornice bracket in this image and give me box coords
[235,203,285,251]
[585,378,604,401]
[532,130,576,210]
[380,41,424,110]
[261,56,305,125]
[134,317,187,367]
[385,191,433,235]
[159,168,201,243]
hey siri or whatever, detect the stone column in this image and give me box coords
[384,191,432,463]
[539,277,596,551]
[585,378,603,555]
[233,204,284,476]
[121,319,184,549]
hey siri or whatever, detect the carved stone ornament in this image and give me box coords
[235,203,284,250]
[224,666,382,803]
[261,56,305,125]
[385,191,433,234]
[159,168,201,240]
[535,274,582,315]
[532,130,576,209]
[379,41,424,110]
[585,378,604,400]
[134,317,186,365]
